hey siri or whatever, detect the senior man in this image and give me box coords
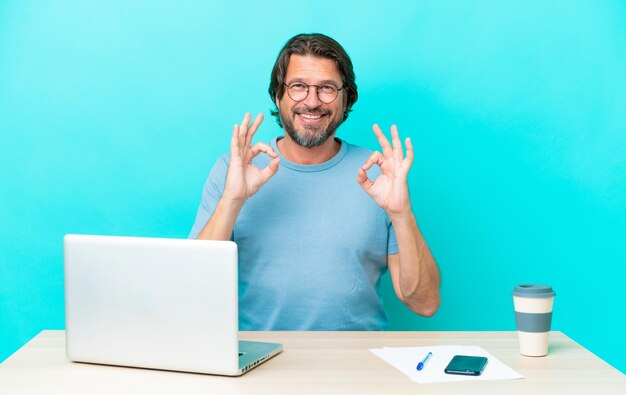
[190,33,441,330]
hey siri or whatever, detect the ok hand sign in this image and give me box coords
[357,124,414,217]
[223,113,280,205]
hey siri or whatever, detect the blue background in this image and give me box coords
[1,0,625,373]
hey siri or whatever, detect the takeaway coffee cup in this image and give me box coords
[512,284,556,356]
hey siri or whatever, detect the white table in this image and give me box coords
[1,330,624,394]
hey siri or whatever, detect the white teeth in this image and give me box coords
[300,113,322,120]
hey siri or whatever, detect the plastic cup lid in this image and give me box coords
[512,284,556,298]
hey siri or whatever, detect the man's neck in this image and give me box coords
[277,134,341,165]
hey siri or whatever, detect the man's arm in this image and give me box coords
[357,124,441,317]
[386,217,441,317]
[196,113,280,240]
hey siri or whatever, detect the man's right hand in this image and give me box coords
[196,112,279,240]
[223,112,280,207]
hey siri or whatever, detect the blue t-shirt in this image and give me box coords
[189,137,398,330]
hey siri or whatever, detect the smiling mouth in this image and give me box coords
[295,112,328,125]
[300,113,323,119]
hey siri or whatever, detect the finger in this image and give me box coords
[238,112,251,152]
[372,124,393,157]
[260,157,280,182]
[239,112,252,130]
[250,142,278,159]
[245,113,264,148]
[230,124,239,149]
[230,124,241,160]
[390,124,403,160]
[356,167,374,190]
[404,137,414,170]
[361,151,384,172]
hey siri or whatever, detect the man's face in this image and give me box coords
[276,55,346,148]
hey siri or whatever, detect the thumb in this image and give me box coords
[260,157,280,182]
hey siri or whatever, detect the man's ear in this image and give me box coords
[275,96,280,109]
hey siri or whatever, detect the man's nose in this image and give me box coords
[303,86,323,107]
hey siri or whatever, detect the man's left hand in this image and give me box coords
[357,124,414,217]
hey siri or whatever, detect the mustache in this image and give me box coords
[292,105,331,115]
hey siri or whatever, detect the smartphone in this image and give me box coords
[444,355,488,376]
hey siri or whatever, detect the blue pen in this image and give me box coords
[416,352,432,371]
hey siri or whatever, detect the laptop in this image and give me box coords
[64,234,282,376]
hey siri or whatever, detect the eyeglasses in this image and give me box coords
[283,82,344,104]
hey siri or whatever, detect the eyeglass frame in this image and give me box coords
[282,82,345,104]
